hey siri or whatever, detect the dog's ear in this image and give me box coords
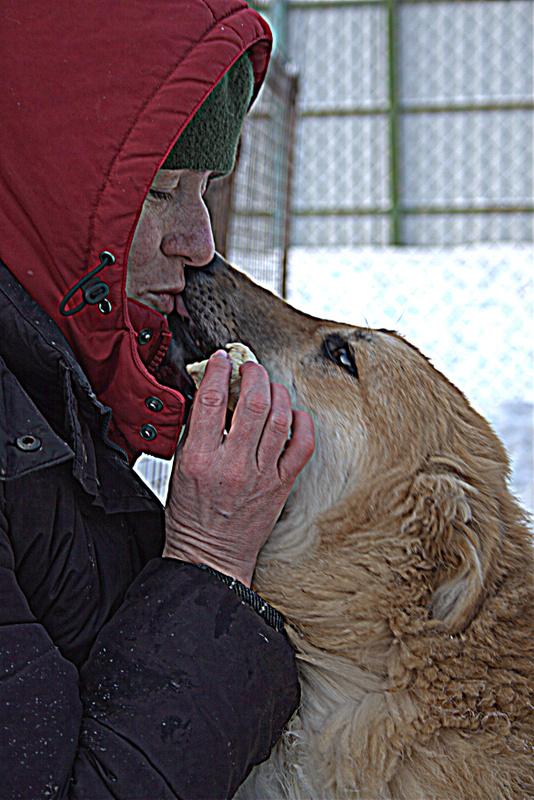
[401,463,502,633]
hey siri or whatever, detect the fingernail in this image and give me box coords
[210,349,229,359]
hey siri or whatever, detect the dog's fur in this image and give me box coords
[169,255,534,800]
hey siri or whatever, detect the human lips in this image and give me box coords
[150,292,175,314]
[145,291,188,316]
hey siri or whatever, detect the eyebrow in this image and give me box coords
[354,329,374,342]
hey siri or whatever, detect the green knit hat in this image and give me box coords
[163,53,254,177]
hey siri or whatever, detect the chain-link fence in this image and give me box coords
[207,0,533,286]
[205,53,298,296]
[281,0,533,250]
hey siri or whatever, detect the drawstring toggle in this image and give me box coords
[59,251,115,317]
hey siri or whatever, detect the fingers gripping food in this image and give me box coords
[186,343,258,410]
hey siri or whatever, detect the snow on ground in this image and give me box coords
[286,244,533,513]
[136,244,533,516]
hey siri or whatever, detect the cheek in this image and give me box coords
[127,206,162,293]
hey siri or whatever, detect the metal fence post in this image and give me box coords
[387,0,402,245]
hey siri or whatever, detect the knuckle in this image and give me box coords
[243,388,270,416]
[270,409,291,433]
[198,388,227,408]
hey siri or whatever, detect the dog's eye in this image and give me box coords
[323,336,358,378]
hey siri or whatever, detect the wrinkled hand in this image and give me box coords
[164,351,315,586]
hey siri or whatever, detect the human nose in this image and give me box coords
[161,197,215,267]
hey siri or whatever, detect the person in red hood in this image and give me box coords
[0,3,315,798]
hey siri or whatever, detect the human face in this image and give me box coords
[126,169,215,315]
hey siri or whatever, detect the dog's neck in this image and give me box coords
[258,510,320,565]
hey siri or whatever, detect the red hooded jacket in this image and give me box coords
[0,0,271,459]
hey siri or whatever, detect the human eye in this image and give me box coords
[148,189,172,201]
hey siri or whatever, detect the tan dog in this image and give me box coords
[169,255,534,800]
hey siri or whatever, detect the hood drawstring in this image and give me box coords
[59,251,115,317]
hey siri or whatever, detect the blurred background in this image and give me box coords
[137,0,533,513]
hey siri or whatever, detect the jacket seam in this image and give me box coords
[80,716,179,798]
[0,640,58,683]
[0,453,75,483]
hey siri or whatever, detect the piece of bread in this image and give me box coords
[186,342,258,410]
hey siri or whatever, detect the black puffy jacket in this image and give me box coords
[0,262,300,799]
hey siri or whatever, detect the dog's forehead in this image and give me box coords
[321,326,376,343]
[349,327,432,370]
[358,326,416,350]
[347,327,395,346]
[353,328,375,343]
[319,325,429,368]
